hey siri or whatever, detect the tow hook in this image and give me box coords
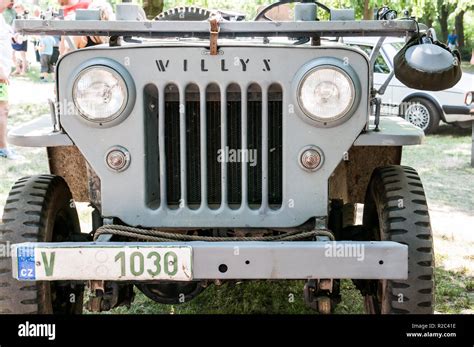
[304,279,340,314]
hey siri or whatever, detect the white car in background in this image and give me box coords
[346,37,474,133]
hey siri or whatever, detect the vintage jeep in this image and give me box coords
[1,2,456,314]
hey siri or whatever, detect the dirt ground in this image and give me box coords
[9,77,54,105]
[431,204,473,271]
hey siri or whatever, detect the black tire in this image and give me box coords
[402,97,440,134]
[0,175,84,314]
[362,165,434,314]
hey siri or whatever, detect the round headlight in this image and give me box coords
[72,66,128,123]
[298,66,356,124]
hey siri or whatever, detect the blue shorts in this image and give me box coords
[12,40,28,52]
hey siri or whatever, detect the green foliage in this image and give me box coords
[106,279,364,314]
[464,10,474,46]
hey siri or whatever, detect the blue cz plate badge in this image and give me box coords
[17,246,36,280]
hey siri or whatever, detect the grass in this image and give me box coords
[107,279,364,314]
[1,97,472,314]
[461,61,474,74]
[24,66,42,83]
[435,265,473,314]
[402,126,474,214]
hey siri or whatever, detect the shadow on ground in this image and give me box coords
[434,124,471,137]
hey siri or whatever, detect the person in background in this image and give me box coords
[50,35,61,65]
[36,35,56,82]
[447,29,458,51]
[30,6,41,64]
[0,0,21,159]
[58,0,91,55]
[2,0,14,25]
[73,1,113,48]
[11,1,27,75]
[60,0,91,18]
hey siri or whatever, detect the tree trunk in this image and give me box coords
[422,16,433,29]
[363,0,373,20]
[454,10,465,47]
[437,1,449,43]
[143,0,164,19]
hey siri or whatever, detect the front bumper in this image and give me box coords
[442,104,474,122]
[12,241,408,281]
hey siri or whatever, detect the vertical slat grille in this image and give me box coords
[185,84,201,208]
[206,84,222,208]
[268,84,283,208]
[226,84,242,208]
[145,82,283,211]
[247,84,262,209]
[144,84,160,208]
[164,84,181,208]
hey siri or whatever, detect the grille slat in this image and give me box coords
[261,87,269,210]
[158,87,167,206]
[144,84,160,208]
[241,88,248,206]
[185,100,201,206]
[200,89,208,204]
[185,84,201,208]
[227,84,242,208]
[179,86,187,208]
[145,82,283,212]
[220,87,228,206]
[247,85,263,209]
[268,84,283,208]
[164,85,181,208]
[206,85,222,208]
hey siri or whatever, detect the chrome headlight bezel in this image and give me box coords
[68,58,136,128]
[295,57,361,127]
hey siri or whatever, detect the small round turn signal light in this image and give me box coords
[299,146,323,171]
[105,146,131,172]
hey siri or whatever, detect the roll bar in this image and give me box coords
[14,19,419,39]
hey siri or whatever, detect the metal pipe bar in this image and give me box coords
[14,19,418,38]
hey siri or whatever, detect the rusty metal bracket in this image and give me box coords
[86,281,134,312]
[303,279,340,314]
[87,280,106,312]
[208,12,222,55]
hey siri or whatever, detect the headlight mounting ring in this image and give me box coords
[294,57,362,128]
[67,58,136,128]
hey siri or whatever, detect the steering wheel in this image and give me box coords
[254,0,331,21]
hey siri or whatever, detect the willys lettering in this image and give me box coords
[155,58,272,72]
